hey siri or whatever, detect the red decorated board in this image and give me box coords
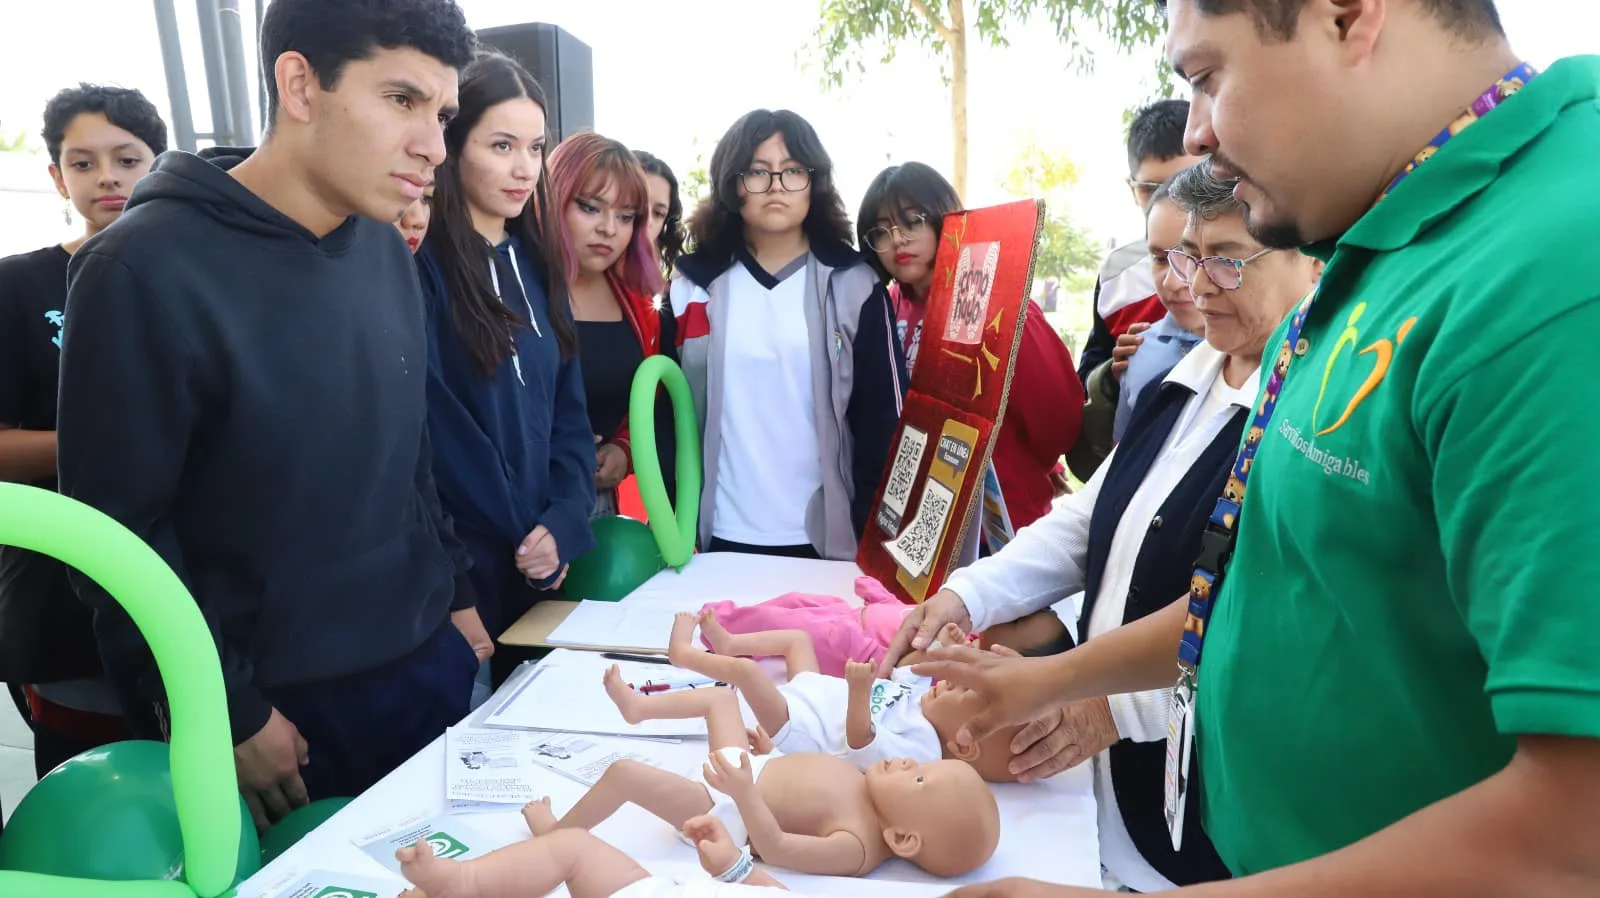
[857,199,1044,603]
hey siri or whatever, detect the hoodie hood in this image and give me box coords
[128,148,362,251]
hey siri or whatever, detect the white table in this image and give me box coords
[240,554,1102,896]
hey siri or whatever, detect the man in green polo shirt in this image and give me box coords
[916,1,1600,896]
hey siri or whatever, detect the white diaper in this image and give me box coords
[769,670,943,769]
[612,875,787,898]
[685,747,776,848]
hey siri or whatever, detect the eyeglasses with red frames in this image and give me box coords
[1165,247,1276,291]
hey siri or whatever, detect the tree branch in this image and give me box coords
[907,0,956,44]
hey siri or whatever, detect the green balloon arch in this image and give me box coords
[0,483,243,898]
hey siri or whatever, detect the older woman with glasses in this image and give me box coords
[880,158,1322,892]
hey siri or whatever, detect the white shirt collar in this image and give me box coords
[1162,340,1261,410]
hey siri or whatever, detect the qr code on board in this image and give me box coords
[883,426,928,516]
[888,479,955,578]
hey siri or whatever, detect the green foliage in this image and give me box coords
[810,0,1167,86]
[0,123,33,154]
[1001,135,1102,282]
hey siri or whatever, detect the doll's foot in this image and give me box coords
[398,840,475,898]
[522,797,557,836]
[604,665,648,724]
[668,612,703,666]
[697,609,737,656]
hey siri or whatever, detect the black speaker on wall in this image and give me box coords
[476,23,595,143]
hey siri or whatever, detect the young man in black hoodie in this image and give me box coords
[56,0,482,827]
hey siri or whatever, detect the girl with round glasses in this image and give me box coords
[667,109,906,560]
[856,161,1083,532]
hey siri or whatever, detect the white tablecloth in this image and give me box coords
[240,554,1102,896]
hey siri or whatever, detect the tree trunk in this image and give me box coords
[949,0,969,199]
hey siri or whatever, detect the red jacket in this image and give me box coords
[604,271,664,460]
[993,302,1084,528]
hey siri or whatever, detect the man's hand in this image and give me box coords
[1048,465,1073,498]
[235,708,310,830]
[533,563,569,592]
[515,525,560,580]
[941,877,1100,897]
[451,607,495,663]
[686,814,742,876]
[1003,698,1119,783]
[1110,322,1151,381]
[595,442,629,491]
[878,589,973,677]
[703,749,757,800]
[911,645,1062,749]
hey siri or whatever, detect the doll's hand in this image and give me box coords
[747,726,776,756]
[844,660,877,692]
[703,749,757,799]
[685,814,742,876]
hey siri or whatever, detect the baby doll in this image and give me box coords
[671,610,1021,782]
[540,658,1002,878]
[701,576,1073,677]
[398,802,789,898]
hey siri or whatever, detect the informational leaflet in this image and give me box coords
[353,812,501,876]
[234,866,404,898]
[524,731,678,787]
[446,726,540,812]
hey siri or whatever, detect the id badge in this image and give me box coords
[1163,669,1198,851]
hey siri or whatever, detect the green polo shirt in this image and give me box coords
[1197,55,1600,876]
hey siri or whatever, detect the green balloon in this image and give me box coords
[258,797,352,865]
[564,516,666,601]
[0,741,258,885]
[629,355,701,570]
[0,484,242,898]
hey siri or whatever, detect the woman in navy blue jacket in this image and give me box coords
[416,51,596,650]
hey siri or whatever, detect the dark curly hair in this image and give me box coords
[427,51,574,375]
[687,109,854,263]
[259,0,477,122]
[1155,0,1501,41]
[42,84,168,166]
[633,150,685,277]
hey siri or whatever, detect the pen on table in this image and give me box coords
[602,652,672,665]
[639,680,728,694]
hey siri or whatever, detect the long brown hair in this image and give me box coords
[426,51,575,375]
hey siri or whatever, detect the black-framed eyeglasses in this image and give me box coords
[1165,247,1276,291]
[864,213,933,253]
[741,167,814,194]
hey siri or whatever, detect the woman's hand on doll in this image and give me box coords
[595,441,629,490]
[685,814,742,876]
[1000,698,1118,783]
[747,726,776,756]
[703,749,757,800]
[879,589,973,677]
[515,525,561,580]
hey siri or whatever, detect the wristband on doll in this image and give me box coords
[715,847,755,883]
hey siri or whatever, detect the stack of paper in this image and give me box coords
[543,601,685,652]
[523,731,679,787]
[353,812,502,876]
[481,649,709,740]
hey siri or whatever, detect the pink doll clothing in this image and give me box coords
[699,577,912,678]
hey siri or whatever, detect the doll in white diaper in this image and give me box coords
[397,798,793,898]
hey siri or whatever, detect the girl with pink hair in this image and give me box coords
[547,132,668,516]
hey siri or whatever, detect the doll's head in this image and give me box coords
[862,757,1000,877]
[920,680,1026,783]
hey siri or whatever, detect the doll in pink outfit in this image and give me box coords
[699,577,918,678]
